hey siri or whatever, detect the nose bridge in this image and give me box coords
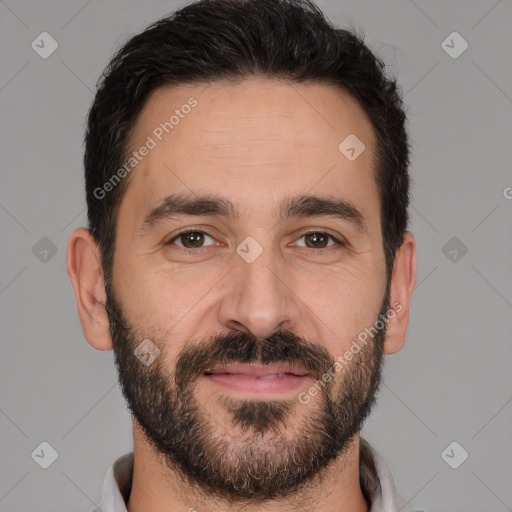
[218,238,299,339]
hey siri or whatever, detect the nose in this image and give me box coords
[217,246,301,341]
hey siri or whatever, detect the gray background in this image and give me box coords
[1,0,511,511]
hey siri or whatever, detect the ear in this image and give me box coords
[383,231,417,355]
[66,227,113,351]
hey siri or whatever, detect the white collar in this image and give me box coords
[95,439,410,512]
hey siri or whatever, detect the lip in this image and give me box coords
[202,363,312,395]
[205,363,310,377]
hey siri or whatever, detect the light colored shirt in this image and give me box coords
[92,438,410,512]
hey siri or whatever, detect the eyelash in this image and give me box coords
[165,229,345,252]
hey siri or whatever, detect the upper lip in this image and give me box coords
[204,363,310,377]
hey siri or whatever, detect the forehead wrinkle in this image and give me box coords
[195,113,297,136]
[199,137,297,149]
[201,111,295,117]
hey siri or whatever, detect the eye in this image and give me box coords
[165,229,345,251]
[166,229,217,249]
[293,231,344,250]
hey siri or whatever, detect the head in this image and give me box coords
[67,0,416,503]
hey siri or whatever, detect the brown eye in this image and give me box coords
[167,230,215,249]
[297,231,341,249]
[304,232,329,248]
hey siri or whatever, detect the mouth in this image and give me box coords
[202,363,312,395]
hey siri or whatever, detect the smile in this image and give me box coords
[203,363,312,395]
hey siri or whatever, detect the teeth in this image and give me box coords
[258,373,283,380]
[208,372,305,379]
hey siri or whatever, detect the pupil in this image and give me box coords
[184,232,203,248]
[307,232,326,248]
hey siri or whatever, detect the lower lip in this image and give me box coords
[203,373,311,395]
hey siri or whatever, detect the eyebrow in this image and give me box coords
[139,192,368,235]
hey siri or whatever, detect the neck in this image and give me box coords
[127,422,370,512]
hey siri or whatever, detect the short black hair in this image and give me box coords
[84,0,411,287]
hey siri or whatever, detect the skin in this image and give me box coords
[67,78,417,512]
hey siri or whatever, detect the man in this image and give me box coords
[66,0,417,510]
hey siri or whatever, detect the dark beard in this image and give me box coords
[106,284,388,502]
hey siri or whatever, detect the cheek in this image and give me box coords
[113,264,218,359]
[299,267,384,355]
[115,251,202,319]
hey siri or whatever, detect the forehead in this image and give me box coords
[120,78,378,227]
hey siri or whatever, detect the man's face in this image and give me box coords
[107,79,390,500]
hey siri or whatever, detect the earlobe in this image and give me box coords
[66,227,113,351]
[383,231,417,355]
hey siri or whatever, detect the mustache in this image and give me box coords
[174,329,335,391]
